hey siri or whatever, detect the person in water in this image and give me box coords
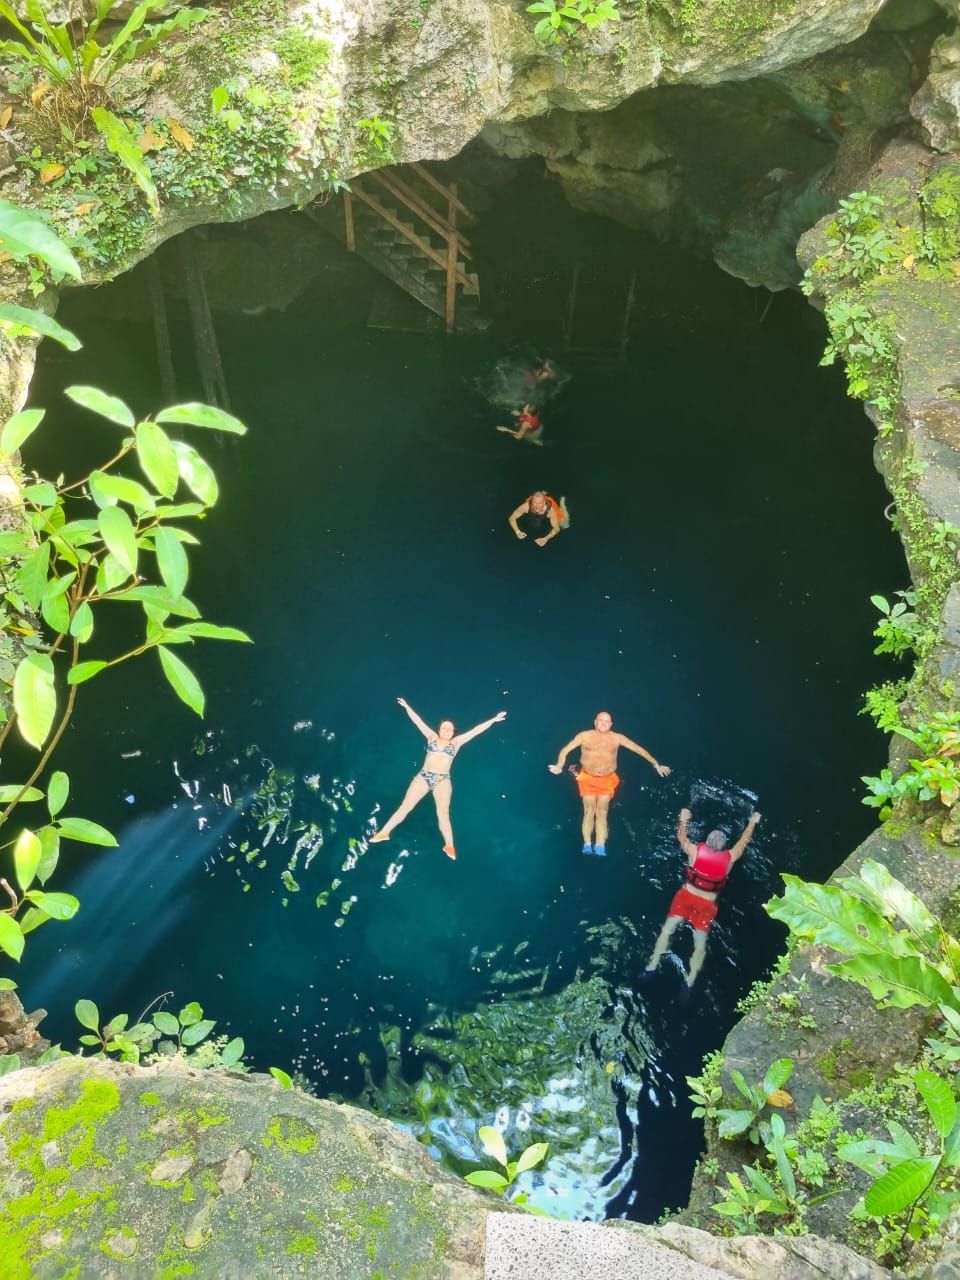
[496,403,543,445]
[370,697,507,860]
[548,711,671,856]
[645,807,761,987]
[508,491,570,546]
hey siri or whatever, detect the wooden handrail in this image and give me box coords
[409,163,476,222]
[350,186,472,289]
[368,171,472,258]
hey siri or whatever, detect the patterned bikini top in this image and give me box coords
[427,739,457,758]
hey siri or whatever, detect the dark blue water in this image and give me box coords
[18,180,905,1221]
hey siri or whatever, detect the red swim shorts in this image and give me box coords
[668,886,719,933]
[576,770,619,799]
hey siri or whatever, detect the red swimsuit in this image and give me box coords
[669,843,732,932]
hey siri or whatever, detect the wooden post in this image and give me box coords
[619,269,637,358]
[146,250,177,403]
[564,263,579,348]
[179,232,230,411]
[445,183,458,334]
[344,191,355,252]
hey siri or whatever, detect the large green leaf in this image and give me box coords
[157,403,246,435]
[158,645,204,716]
[0,916,24,962]
[13,652,56,749]
[0,199,82,280]
[864,1156,938,1217]
[830,952,955,1011]
[762,1058,794,1099]
[90,107,159,216]
[716,1109,755,1139]
[171,440,218,505]
[13,828,41,891]
[0,303,82,351]
[1,408,45,456]
[89,470,155,514]
[36,828,60,885]
[75,998,100,1031]
[464,1170,509,1191]
[0,787,43,802]
[767,875,905,958]
[915,1070,957,1140]
[515,1142,549,1174]
[65,385,135,428]
[25,890,78,920]
[69,601,94,643]
[842,860,941,954]
[173,622,251,643]
[154,526,188,597]
[136,420,179,497]
[98,506,138,578]
[67,660,107,685]
[478,1125,507,1168]
[56,817,117,846]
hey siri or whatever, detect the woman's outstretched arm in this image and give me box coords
[397,697,433,739]
[453,710,507,746]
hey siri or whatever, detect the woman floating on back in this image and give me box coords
[370,698,507,860]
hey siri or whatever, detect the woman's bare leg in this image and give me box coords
[646,915,682,972]
[432,779,455,850]
[371,775,429,840]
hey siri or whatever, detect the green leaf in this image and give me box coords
[136,421,179,497]
[766,875,899,958]
[181,1018,215,1046]
[152,1011,179,1036]
[269,1066,293,1089]
[14,828,41,891]
[69,601,94,643]
[122,585,199,617]
[17,541,51,610]
[0,303,81,351]
[943,1117,960,1167]
[13,652,56,749]
[0,1053,21,1076]
[830,952,955,1011]
[864,1156,938,1217]
[0,978,17,991]
[41,584,69,635]
[211,85,228,113]
[478,1125,508,1168]
[0,198,82,280]
[1,408,44,455]
[36,828,60,885]
[23,481,56,508]
[56,817,117,846]
[762,1059,794,1099]
[915,1071,957,1140]
[0,915,25,960]
[154,526,188,597]
[515,1142,549,1173]
[156,403,247,435]
[843,860,940,953]
[158,646,204,717]
[178,1001,202,1026]
[220,1036,245,1067]
[464,1170,509,1191]
[174,622,251,643]
[98,506,138,578]
[91,107,160,216]
[0,787,43,802]
[717,1109,755,1139]
[89,470,155,514]
[67,661,107,685]
[25,890,78,920]
[65,385,135,428]
[75,998,100,1031]
[171,440,218,506]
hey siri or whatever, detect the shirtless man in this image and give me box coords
[548,712,671,856]
[645,807,760,987]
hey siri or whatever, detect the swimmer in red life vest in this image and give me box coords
[645,807,761,988]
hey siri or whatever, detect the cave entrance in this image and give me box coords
[23,164,906,1219]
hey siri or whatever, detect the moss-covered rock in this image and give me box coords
[0,1057,501,1278]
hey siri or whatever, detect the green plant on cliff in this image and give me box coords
[871,591,920,660]
[72,996,247,1069]
[688,1056,794,1143]
[862,712,960,819]
[526,0,620,46]
[464,1125,549,1212]
[0,198,84,334]
[862,679,909,734]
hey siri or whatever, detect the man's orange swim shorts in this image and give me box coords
[668,886,719,933]
[576,769,619,799]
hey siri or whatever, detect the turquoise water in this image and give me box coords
[20,180,905,1220]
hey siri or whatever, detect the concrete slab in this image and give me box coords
[484,1212,732,1280]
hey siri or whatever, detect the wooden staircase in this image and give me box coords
[309,164,482,333]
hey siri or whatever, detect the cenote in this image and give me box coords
[19,167,906,1222]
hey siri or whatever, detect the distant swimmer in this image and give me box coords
[508,491,570,547]
[548,711,671,856]
[476,354,570,411]
[496,403,543,445]
[645,807,760,987]
[370,698,507,860]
